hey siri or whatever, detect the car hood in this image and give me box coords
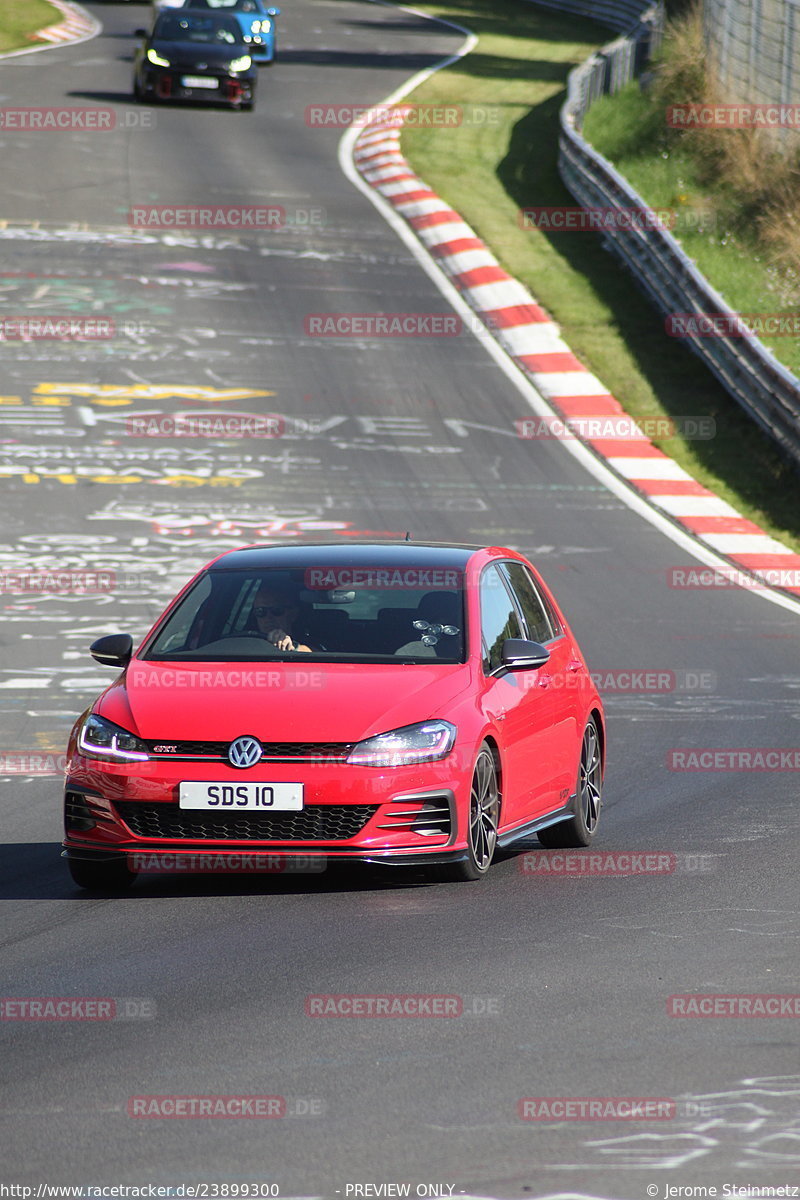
[97,660,475,744]
[151,40,245,65]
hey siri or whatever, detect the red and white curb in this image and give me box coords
[30,0,95,43]
[0,0,99,57]
[352,115,800,601]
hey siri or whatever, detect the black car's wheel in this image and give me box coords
[445,743,499,882]
[537,717,602,848]
[68,857,136,892]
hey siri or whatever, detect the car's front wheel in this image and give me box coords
[446,743,499,882]
[537,717,602,848]
[68,856,136,892]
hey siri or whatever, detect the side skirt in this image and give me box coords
[495,795,577,850]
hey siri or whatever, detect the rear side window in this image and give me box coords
[499,561,556,644]
[480,565,522,672]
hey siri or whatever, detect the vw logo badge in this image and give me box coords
[228,735,262,769]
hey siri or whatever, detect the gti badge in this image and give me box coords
[228,735,263,769]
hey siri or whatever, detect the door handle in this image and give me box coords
[567,660,582,673]
[538,674,552,688]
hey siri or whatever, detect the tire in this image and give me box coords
[537,717,602,849]
[444,743,500,882]
[68,856,136,892]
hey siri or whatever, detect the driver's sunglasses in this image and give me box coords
[254,604,288,618]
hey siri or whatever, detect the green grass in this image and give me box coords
[583,82,800,377]
[0,0,62,53]
[400,0,800,554]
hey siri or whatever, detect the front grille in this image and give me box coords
[114,801,377,842]
[145,740,354,762]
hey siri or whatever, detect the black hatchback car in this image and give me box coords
[133,10,257,110]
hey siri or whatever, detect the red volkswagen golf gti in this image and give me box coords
[63,542,605,889]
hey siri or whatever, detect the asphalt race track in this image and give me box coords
[1,2,799,1195]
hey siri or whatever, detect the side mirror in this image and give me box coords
[500,638,550,670]
[90,634,133,668]
[266,7,280,15]
[134,28,148,38]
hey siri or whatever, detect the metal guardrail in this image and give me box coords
[528,0,800,468]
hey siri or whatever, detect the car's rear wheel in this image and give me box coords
[445,743,499,882]
[68,856,136,892]
[537,717,602,848]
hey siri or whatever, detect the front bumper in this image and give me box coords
[63,752,465,870]
[140,67,255,104]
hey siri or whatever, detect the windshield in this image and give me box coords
[183,0,262,9]
[142,567,466,664]
[155,14,243,43]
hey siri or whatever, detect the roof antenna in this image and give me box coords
[404,531,411,541]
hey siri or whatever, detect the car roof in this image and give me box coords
[155,9,241,24]
[208,541,489,572]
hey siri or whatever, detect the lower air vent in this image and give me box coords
[113,801,378,842]
[376,795,452,838]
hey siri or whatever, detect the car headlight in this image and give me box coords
[146,48,171,67]
[346,720,456,768]
[258,19,271,31]
[229,54,252,71]
[78,714,150,762]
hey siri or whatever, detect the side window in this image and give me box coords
[499,562,555,644]
[480,565,522,672]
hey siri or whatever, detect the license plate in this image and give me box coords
[182,76,218,89]
[179,782,303,810]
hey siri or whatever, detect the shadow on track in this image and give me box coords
[0,843,466,900]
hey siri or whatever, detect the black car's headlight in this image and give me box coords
[146,48,171,67]
[228,54,252,72]
[78,715,150,762]
[346,720,456,768]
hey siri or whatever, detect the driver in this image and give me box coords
[252,584,314,653]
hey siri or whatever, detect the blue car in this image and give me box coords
[173,0,279,64]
